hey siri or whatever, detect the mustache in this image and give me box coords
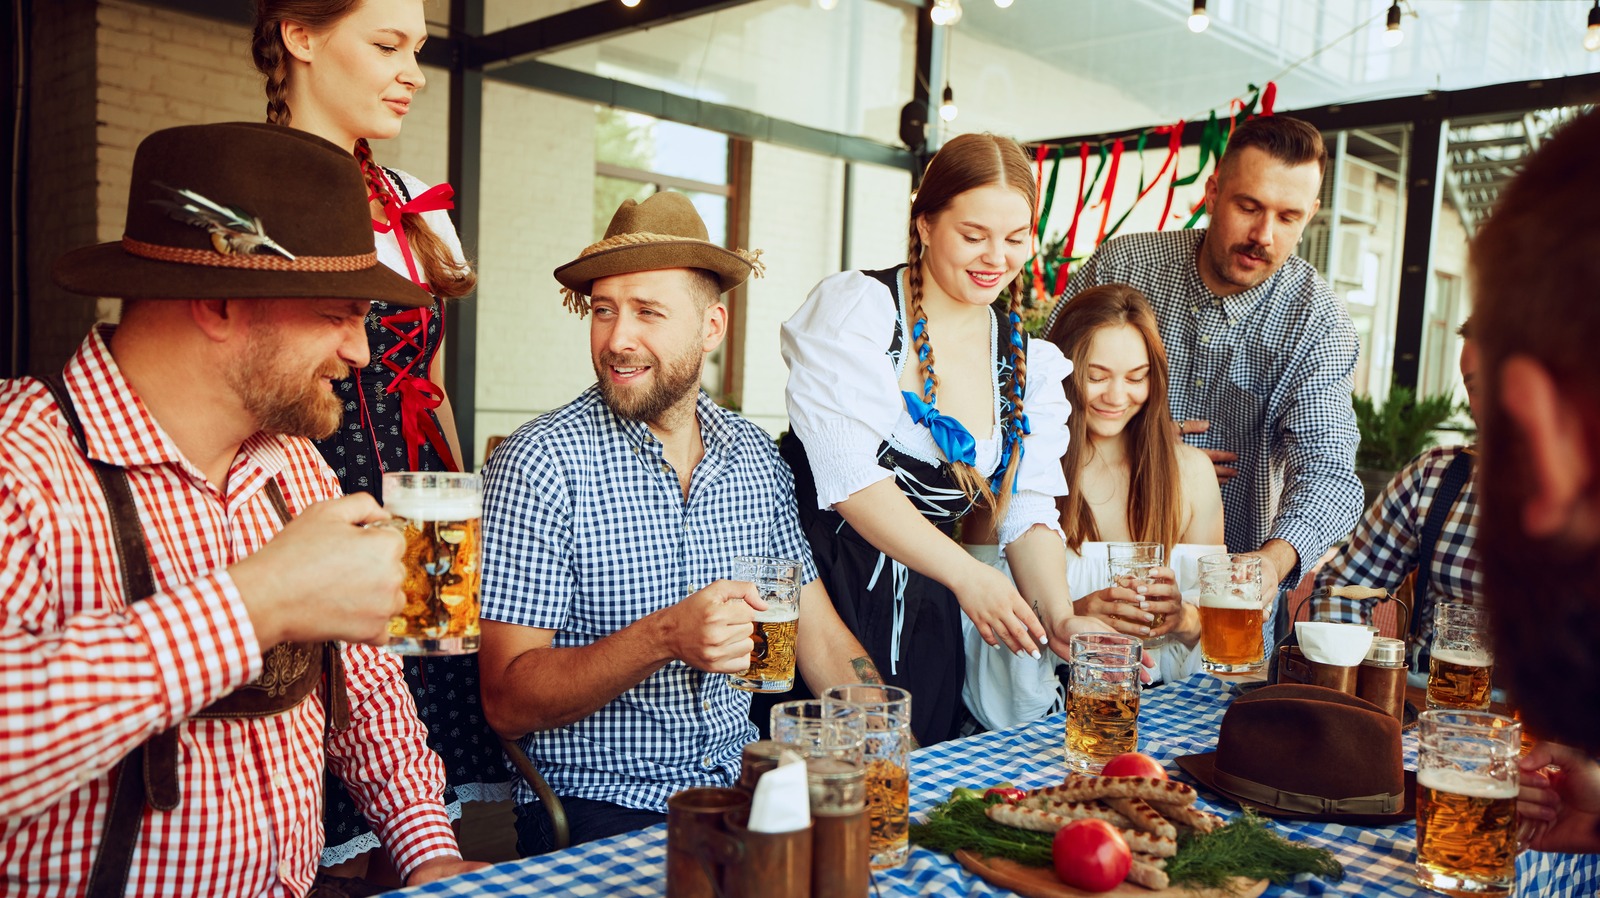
[320,365,352,381]
[1231,242,1271,262]
[599,351,657,369]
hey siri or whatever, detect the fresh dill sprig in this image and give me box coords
[908,797,1055,867]
[1165,810,1345,888]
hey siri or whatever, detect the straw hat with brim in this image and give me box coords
[553,191,764,316]
[52,122,430,308]
[1175,684,1416,826]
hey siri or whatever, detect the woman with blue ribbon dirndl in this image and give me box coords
[757,133,1108,747]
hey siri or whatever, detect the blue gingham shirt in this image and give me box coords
[1048,228,1364,584]
[1312,445,1481,672]
[479,386,819,812]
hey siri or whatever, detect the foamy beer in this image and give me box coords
[730,555,801,692]
[1415,710,1520,896]
[382,472,482,655]
[1066,633,1142,773]
[1198,553,1266,673]
[1427,603,1493,711]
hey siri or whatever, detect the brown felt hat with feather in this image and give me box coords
[52,122,431,308]
[554,191,764,316]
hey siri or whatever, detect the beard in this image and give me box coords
[1477,402,1600,754]
[226,324,348,441]
[594,343,704,424]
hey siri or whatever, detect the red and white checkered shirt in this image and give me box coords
[0,328,458,896]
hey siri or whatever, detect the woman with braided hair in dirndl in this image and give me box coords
[251,0,511,879]
[754,133,1106,747]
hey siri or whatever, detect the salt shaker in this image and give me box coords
[1356,636,1408,723]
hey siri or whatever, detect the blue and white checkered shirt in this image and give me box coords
[479,386,819,813]
[1048,228,1364,584]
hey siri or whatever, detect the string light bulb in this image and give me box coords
[818,0,838,9]
[940,84,958,122]
[1586,1,1600,52]
[620,0,641,6]
[994,0,1014,7]
[1384,2,1404,47]
[930,0,962,26]
[1187,0,1209,33]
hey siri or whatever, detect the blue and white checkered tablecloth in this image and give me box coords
[390,674,1600,897]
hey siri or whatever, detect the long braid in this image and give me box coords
[353,139,477,299]
[991,272,1029,522]
[253,22,292,125]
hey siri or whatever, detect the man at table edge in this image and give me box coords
[1472,109,1600,855]
[1045,114,1363,619]
[0,123,481,894]
[477,191,888,854]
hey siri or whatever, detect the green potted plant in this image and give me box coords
[1352,385,1462,509]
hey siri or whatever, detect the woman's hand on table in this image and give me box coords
[1517,742,1600,854]
[407,857,493,886]
[951,561,1046,658]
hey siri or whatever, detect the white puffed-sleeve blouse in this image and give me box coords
[780,269,1074,549]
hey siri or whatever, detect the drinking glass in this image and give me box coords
[1198,553,1267,674]
[730,556,801,692]
[1108,542,1166,647]
[1427,603,1493,711]
[770,701,869,898]
[1065,633,1143,773]
[823,684,911,870]
[382,472,482,655]
[1415,710,1521,896]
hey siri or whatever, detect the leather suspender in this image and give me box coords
[37,374,348,898]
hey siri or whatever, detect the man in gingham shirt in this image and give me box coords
[1047,115,1363,615]
[0,124,482,895]
[1313,321,1480,674]
[479,192,885,854]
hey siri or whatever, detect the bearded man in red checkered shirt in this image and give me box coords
[0,124,488,895]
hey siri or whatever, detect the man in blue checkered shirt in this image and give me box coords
[1046,116,1364,622]
[1312,321,1479,675]
[477,192,884,855]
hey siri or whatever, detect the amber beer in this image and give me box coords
[1427,648,1494,711]
[1198,553,1266,674]
[734,610,799,692]
[383,473,482,655]
[1415,710,1521,896]
[1066,689,1140,772]
[1067,633,1143,773]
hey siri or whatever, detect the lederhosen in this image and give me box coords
[37,376,351,898]
[753,265,1017,747]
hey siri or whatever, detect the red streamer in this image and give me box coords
[1094,138,1124,247]
[1055,142,1092,296]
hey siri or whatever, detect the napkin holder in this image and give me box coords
[1272,586,1412,694]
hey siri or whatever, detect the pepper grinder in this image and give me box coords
[1357,636,1408,724]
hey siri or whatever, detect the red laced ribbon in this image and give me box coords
[365,171,461,473]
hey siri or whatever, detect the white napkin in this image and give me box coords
[748,757,811,833]
[1296,621,1375,667]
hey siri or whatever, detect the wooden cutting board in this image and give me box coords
[954,851,1269,898]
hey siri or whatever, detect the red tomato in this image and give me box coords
[1099,752,1167,780]
[1052,819,1131,892]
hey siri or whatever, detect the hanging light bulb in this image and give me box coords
[940,84,958,122]
[930,0,962,26]
[994,0,1014,8]
[1187,0,1209,33]
[818,0,838,9]
[620,0,641,6]
[1383,2,1404,47]
[1586,1,1600,52]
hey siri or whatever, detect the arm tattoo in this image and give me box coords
[849,655,885,685]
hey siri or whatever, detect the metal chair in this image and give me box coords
[499,736,570,851]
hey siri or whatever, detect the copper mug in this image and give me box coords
[666,788,747,898]
[721,807,813,898]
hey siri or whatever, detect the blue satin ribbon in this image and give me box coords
[901,391,977,467]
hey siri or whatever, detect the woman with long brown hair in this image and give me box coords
[766,133,1103,746]
[251,0,506,877]
[961,285,1222,730]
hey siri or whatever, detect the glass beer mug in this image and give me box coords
[382,472,482,655]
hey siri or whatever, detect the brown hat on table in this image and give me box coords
[52,122,430,308]
[1175,684,1416,826]
[553,190,764,316]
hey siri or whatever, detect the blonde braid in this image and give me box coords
[991,273,1030,521]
